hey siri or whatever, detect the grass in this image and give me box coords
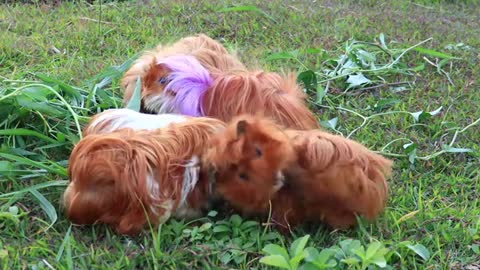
[0,0,479,269]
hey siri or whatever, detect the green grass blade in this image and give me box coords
[55,225,73,269]
[0,180,68,198]
[0,153,67,176]
[219,5,277,23]
[414,47,458,59]
[29,189,58,229]
[0,129,58,144]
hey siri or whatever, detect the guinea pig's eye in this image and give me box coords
[238,172,249,181]
[158,77,169,85]
[255,146,262,157]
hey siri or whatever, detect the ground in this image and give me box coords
[0,0,479,269]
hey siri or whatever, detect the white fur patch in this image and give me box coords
[146,156,203,221]
[273,171,285,192]
[143,94,178,114]
[89,108,187,133]
[147,173,160,203]
[147,172,174,223]
[174,156,203,219]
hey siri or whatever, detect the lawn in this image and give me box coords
[0,0,479,269]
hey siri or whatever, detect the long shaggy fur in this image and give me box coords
[121,34,320,130]
[121,34,246,104]
[206,115,393,232]
[202,71,319,130]
[64,109,225,235]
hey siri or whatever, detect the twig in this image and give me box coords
[346,81,411,95]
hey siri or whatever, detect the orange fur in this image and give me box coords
[64,115,225,235]
[206,115,392,232]
[121,34,320,130]
[203,71,319,130]
[121,34,245,104]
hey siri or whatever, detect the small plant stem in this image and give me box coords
[324,54,347,95]
[315,38,433,84]
[448,117,480,147]
[347,81,411,94]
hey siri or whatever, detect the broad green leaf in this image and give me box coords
[30,189,58,229]
[16,95,64,116]
[262,231,282,241]
[213,225,231,233]
[290,252,307,269]
[0,161,14,177]
[263,244,289,259]
[341,256,361,265]
[22,86,52,101]
[299,262,318,270]
[365,242,382,260]
[411,106,442,122]
[471,244,479,255]
[410,110,427,122]
[259,255,291,269]
[297,70,317,91]
[316,249,336,263]
[357,49,376,64]
[9,206,19,215]
[126,77,142,111]
[290,235,310,257]
[207,210,218,217]
[346,73,371,89]
[229,214,243,227]
[320,117,338,130]
[339,239,362,257]
[429,106,443,116]
[220,252,232,264]
[352,245,366,260]
[442,145,473,153]
[305,247,337,268]
[304,247,319,261]
[316,84,327,104]
[198,222,212,232]
[409,148,418,164]
[370,254,387,268]
[338,59,359,75]
[406,244,430,261]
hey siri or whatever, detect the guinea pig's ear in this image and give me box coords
[236,120,248,136]
[143,60,170,90]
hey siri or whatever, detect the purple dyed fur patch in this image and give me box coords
[160,55,213,116]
